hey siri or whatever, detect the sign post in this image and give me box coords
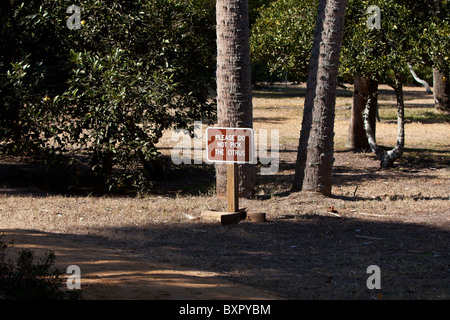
[201,127,265,224]
[227,162,239,213]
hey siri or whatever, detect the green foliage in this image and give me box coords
[249,0,276,26]
[418,0,450,74]
[0,1,73,154]
[340,0,415,84]
[0,0,217,192]
[0,235,81,300]
[250,0,318,82]
[250,0,449,85]
[340,0,450,84]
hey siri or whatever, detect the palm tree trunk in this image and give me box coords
[215,0,256,198]
[293,0,348,195]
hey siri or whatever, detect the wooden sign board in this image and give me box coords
[201,127,264,224]
[206,127,254,164]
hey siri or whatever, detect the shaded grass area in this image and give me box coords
[0,154,216,198]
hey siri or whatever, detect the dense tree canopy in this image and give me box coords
[339,0,444,85]
[250,0,317,82]
[0,0,216,191]
[250,0,449,86]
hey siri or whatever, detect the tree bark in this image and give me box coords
[408,63,432,94]
[364,75,405,167]
[433,67,450,113]
[293,0,348,195]
[215,0,256,198]
[346,76,378,151]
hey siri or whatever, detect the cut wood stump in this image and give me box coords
[200,210,245,225]
[245,212,266,223]
[200,209,266,225]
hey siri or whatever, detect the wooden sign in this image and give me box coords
[206,127,253,164]
[201,127,265,224]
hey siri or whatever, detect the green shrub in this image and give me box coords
[0,0,217,192]
[0,235,81,300]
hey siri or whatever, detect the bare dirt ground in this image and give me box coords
[0,84,449,300]
[0,229,279,300]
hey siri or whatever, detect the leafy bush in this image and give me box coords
[250,0,317,82]
[0,0,217,192]
[0,235,81,300]
[340,0,449,84]
[0,1,73,154]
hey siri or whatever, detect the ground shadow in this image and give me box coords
[0,157,216,198]
[2,213,448,299]
[257,147,449,199]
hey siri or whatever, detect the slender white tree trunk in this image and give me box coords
[408,63,432,94]
[364,75,405,167]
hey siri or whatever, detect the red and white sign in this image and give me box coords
[206,127,254,163]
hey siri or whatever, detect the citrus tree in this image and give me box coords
[411,0,449,75]
[339,0,446,166]
[340,0,445,83]
[250,0,318,82]
[0,1,72,154]
[420,0,450,112]
[1,0,216,191]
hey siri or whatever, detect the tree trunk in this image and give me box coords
[433,67,450,113]
[215,0,256,198]
[102,151,113,177]
[346,76,378,151]
[408,63,432,94]
[293,0,348,195]
[364,75,405,167]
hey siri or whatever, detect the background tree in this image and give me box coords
[433,66,450,113]
[339,0,434,167]
[387,0,449,113]
[215,0,256,198]
[250,0,317,83]
[425,1,450,113]
[345,76,378,150]
[0,0,217,192]
[293,0,348,195]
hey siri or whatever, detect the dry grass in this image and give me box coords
[1,83,449,299]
